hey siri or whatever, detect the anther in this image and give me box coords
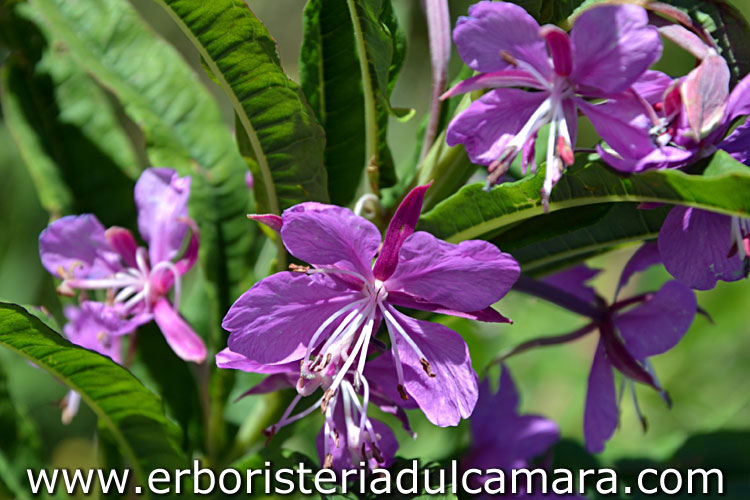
[500,50,518,66]
[323,453,333,469]
[420,358,436,378]
[397,384,409,400]
[289,264,310,273]
[321,389,334,413]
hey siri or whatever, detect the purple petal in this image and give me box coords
[616,242,661,296]
[248,213,283,233]
[135,168,191,265]
[658,206,745,290]
[614,280,696,359]
[173,218,199,276]
[570,5,662,94]
[63,303,131,364]
[541,25,572,76]
[720,120,750,165]
[152,298,206,363]
[584,341,618,453]
[577,97,656,168]
[362,353,419,410]
[39,214,121,279]
[224,272,360,365]
[453,1,551,77]
[387,290,511,323]
[680,55,730,140]
[446,88,548,166]
[441,69,545,99]
[386,231,520,312]
[387,308,478,427]
[215,347,299,374]
[632,70,674,105]
[281,203,380,280]
[373,184,431,281]
[104,227,138,268]
[658,25,710,60]
[543,265,600,306]
[727,71,750,121]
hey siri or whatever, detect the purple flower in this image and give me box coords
[443,2,661,207]
[591,51,750,289]
[59,302,134,423]
[216,349,406,471]
[222,184,520,428]
[571,247,697,453]
[39,168,206,363]
[464,367,584,499]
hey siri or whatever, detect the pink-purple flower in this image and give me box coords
[39,168,206,363]
[220,184,519,440]
[443,2,662,207]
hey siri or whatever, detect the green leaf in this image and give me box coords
[152,0,329,213]
[25,0,255,308]
[418,157,750,243]
[0,5,140,226]
[499,203,670,275]
[300,0,367,205]
[0,303,186,491]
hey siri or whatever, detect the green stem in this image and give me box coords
[346,0,379,196]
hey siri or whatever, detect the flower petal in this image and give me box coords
[152,298,206,363]
[387,308,478,427]
[387,231,519,312]
[39,214,121,279]
[632,70,673,105]
[543,265,600,306]
[135,168,191,265]
[446,88,548,165]
[224,272,360,365]
[584,341,618,454]
[658,206,745,290]
[570,5,662,94]
[680,55,730,140]
[616,242,661,296]
[63,304,131,364]
[215,347,299,374]
[614,280,696,359]
[373,184,431,281]
[540,25,572,76]
[281,203,380,280]
[387,290,511,323]
[727,71,750,121]
[104,227,138,268]
[720,120,750,165]
[441,69,545,99]
[453,1,550,77]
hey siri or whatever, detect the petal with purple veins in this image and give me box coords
[658,206,745,290]
[224,272,361,365]
[281,203,381,280]
[134,168,191,265]
[386,231,520,312]
[39,214,121,279]
[384,307,478,427]
[614,280,696,359]
[453,1,551,77]
[584,341,618,454]
[571,5,662,94]
[446,88,549,166]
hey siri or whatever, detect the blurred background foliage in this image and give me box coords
[0,0,749,499]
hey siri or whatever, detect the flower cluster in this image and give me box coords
[39,170,205,365]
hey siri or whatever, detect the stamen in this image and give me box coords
[289,264,310,273]
[151,260,182,310]
[302,297,368,371]
[324,312,376,401]
[135,247,150,275]
[420,358,437,378]
[381,304,433,373]
[398,385,409,400]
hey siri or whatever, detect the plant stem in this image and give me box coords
[492,322,597,363]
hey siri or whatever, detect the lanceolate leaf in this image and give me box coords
[497,203,670,275]
[153,0,329,213]
[25,0,254,310]
[0,303,186,491]
[418,155,750,243]
[0,6,139,226]
[300,0,366,205]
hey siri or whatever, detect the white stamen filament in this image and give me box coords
[302,298,368,371]
[151,260,183,310]
[326,312,376,398]
[381,304,431,366]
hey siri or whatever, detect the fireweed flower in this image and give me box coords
[222,184,520,428]
[442,2,662,207]
[463,366,578,498]
[591,54,750,289]
[568,247,696,453]
[59,302,133,423]
[216,350,408,470]
[39,168,206,363]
